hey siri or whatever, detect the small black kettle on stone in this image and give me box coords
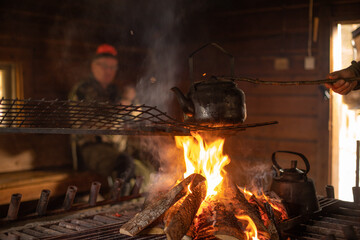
[270,151,320,217]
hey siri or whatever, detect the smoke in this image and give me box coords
[133,2,190,193]
[245,163,274,195]
[134,1,183,113]
[223,135,275,193]
[139,136,185,194]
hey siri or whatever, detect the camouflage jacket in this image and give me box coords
[69,76,127,152]
[69,76,120,103]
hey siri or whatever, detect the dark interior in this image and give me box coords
[1,0,360,220]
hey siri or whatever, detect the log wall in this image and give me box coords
[0,0,360,196]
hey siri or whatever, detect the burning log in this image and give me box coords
[182,219,197,240]
[138,220,165,235]
[195,196,246,240]
[247,194,272,229]
[119,173,203,236]
[164,179,207,240]
[223,180,279,240]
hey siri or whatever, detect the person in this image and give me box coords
[325,61,360,95]
[69,44,135,185]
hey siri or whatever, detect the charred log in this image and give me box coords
[222,180,279,240]
[195,196,246,240]
[164,179,207,240]
[120,173,204,236]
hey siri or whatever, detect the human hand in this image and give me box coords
[325,68,357,95]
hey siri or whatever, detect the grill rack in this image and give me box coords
[1,197,358,240]
[0,98,277,135]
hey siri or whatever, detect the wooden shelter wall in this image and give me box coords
[178,0,359,195]
[0,1,360,197]
[0,1,147,172]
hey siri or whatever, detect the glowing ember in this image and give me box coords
[262,194,288,220]
[175,133,230,197]
[241,187,254,200]
[236,215,259,240]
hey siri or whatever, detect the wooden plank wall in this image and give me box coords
[0,0,147,172]
[175,0,360,195]
[0,0,359,196]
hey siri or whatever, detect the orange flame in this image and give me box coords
[241,187,254,200]
[236,215,259,240]
[262,194,288,220]
[175,133,230,197]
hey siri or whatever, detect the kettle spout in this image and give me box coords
[171,87,195,117]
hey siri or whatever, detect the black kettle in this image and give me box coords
[171,43,247,126]
[270,151,320,217]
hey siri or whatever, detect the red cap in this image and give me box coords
[94,44,117,58]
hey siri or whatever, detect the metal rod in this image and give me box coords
[217,76,360,85]
[88,181,101,206]
[353,141,360,204]
[58,221,87,231]
[33,226,62,236]
[325,185,335,199]
[71,219,96,228]
[356,141,359,188]
[8,231,34,240]
[6,193,22,220]
[93,214,120,224]
[131,176,144,195]
[111,178,124,201]
[49,225,76,234]
[36,189,51,216]
[62,186,77,211]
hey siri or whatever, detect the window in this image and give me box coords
[0,62,23,99]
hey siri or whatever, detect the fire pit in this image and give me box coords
[118,133,286,240]
[0,131,359,239]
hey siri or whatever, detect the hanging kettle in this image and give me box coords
[270,151,320,217]
[171,43,247,126]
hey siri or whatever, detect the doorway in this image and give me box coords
[331,23,360,201]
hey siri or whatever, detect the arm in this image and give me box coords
[325,61,360,95]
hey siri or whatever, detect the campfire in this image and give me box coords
[120,133,288,240]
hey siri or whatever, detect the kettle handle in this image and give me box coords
[189,42,235,83]
[271,151,310,175]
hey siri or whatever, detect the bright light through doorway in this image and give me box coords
[331,23,360,201]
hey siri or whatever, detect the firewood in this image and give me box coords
[139,228,164,235]
[164,179,207,240]
[181,236,192,240]
[223,180,279,240]
[119,173,203,236]
[163,194,187,224]
[142,190,166,209]
[248,194,270,226]
[182,221,196,240]
[195,196,246,240]
[136,215,166,235]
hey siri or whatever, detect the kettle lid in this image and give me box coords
[272,151,310,181]
[279,160,306,181]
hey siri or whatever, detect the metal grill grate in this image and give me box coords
[0,98,277,135]
[2,197,358,240]
[282,198,360,239]
[0,212,167,240]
